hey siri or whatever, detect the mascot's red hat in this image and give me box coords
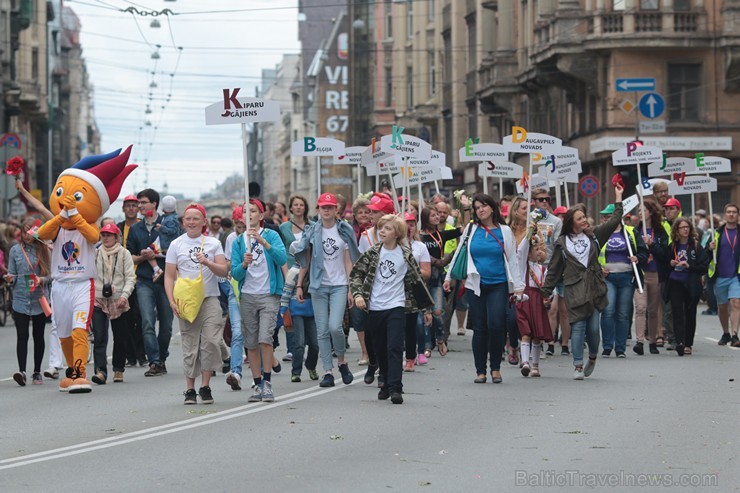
[59,145,137,213]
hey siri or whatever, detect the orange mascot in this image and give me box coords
[37,146,137,393]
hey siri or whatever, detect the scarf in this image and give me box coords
[100,242,123,283]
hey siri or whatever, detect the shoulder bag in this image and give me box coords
[450,224,473,281]
[173,236,206,323]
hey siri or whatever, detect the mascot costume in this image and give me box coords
[37,146,137,393]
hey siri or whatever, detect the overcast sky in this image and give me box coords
[69,0,300,201]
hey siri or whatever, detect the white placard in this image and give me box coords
[477,161,524,179]
[647,157,694,177]
[516,173,551,194]
[637,178,670,196]
[365,160,400,176]
[668,175,718,196]
[503,128,562,155]
[332,146,365,165]
[361,140,392,165]
[205,94,281,125]
[380,133,432,159]
[402,150,445,168]
[459,143,508,162]
[291,137,345,157]
[392,166,452,187]
[611,145,663,166]
[622,194,640,216]
[685,155,731,175]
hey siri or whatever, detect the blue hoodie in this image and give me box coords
[230,229,286,296]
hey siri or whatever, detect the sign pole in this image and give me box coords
[690,194,697,228]
[357,163,362,195]
[635,160,647,236]
[498,177,503,200]
[434,181,440,195]
[316,156,322,200]
[622,219,644,294]
[564,182,571,208]
[555,180,562,208]
[705,169,716,264]
[375,173,379,193]
[417,180,423,229]
[525,156,534,234]
[241,123,252,252]
[483,174,488,195]
[388,172,401,213]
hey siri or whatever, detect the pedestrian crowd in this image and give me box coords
[5,179,739,405]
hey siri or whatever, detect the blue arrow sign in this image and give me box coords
[638,92,665,119]
[616,78,656,92]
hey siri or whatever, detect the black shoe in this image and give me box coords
[91,370,107,385]
[222,359,230,374]
[732,334,740,347]
[272,362,282,374]
[633,342,644,355]
[198,386,214,404]
[718,333,732,345]
[561,346,570,356]
[125,360,137,368]
[377,386,390,400]
[319,373,335,388]
[676,344,685,356]
[545,344,555,356]
[377,374,385,389]
[183,389,197,405]
[701,309,718,315]
[390,391,403,404]
[144,363,164,377]
[161,362,167,375]
[602,349,612,357]
[338,363,353,385]
[649,343,659,354]
[363,365,377,385]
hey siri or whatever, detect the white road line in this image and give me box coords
[0,370,366,470]
[704,337,740,350]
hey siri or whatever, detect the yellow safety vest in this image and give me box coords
[598,225,639,268]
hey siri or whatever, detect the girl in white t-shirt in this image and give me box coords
[165,204,228,405]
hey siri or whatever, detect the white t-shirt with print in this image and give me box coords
[411,240,431,265]
[321,225,348,286]
[358,227,376,254]
[369,245,408,311]
[242,230,271,295]
[224,231,237,260]
[565,233,590,268]
[166,234,224,297]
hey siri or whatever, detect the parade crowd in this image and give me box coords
[5,179,740,405]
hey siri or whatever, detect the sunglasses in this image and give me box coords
[534,197,551,203]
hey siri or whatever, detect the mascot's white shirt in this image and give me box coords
[51,229,97,281]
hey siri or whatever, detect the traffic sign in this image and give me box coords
[639,93,664,119]
[616,78,656,92]
[579,175,600,197]
[639,120,665,134]
[619,100,635,115]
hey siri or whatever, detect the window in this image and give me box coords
[668,63,700,122]
[613,0,625,10]
[32,48,39,80]
[385,67,393,107]
[467,103,477,140]
[385,2,393,38]
[407,67,414,109]
[407,4,414,39]
[467,19,477,72]
[674,0,690,9]
[640,0,659,9]
[428,0,436,21]
[428,49,436,96]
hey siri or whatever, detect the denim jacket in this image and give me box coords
[293,219,360,294]
[8,243,48,316]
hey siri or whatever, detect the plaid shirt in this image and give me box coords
[349,243,432,314]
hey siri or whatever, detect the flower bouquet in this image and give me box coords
[5,156,24,176]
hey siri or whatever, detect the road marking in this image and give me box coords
[0,370,366,470]
[704,337,740,350]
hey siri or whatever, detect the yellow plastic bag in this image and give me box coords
[173,272,205,323]
[173,237,205,323]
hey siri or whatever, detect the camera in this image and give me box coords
[102,283,113,298]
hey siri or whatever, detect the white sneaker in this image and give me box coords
[573,367,585,380]
[43,367,59,379]
[584,359,596,377]
[226,372,241,391]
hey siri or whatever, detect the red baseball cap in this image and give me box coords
[317,193,338,207]
[403,212,416,222]
[367,193,395,214]
[100,223,121,236]
[232,205,245,222]
[553,206,568,215]
[501,204,509,217]
[664,198,681,209]
[123,194,138,203]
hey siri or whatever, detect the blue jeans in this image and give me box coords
[291,315,319,375]
[571,309,601,367]
[219,281,243,376]
[416,312,432,354]
[136,279,173,366]
[466,283,509,374]
[601,272,635,354]
[312,285,348,371]
[429,285,446,343]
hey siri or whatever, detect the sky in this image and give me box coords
[68,0,301,201]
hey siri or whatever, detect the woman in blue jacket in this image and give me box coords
[231,200,287,402]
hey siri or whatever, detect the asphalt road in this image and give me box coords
[0,308,738,492]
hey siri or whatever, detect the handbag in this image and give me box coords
[173,236,206,323]
[289,297,314,317]
[411,280,434,311]
[450,224,473,281]
[20,244,52,317]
